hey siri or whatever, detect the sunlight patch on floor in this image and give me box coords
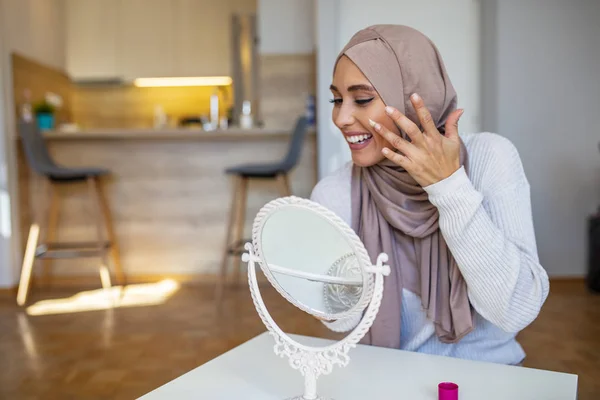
[26,279,180,316]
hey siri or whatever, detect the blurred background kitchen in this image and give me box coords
[3,0,318,287]
[0,1,599,399]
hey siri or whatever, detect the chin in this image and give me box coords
[350,151,384,167]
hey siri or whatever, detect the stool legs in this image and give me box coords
[16,224,41,306]
[217,186,236,304]
[42,183,60,286]
[217,176,248,303]
[93,177,124,285]
[232,177,248,287]
[277,173,292,196]
[87,177,113,291]
[216,173,293,304]
[16,176,122,306]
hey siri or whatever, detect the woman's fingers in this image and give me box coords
[383,106,423,145]
[444,108,464,141]
[409,93,438,136]
[382,147,412,170]
[368,118,414,156]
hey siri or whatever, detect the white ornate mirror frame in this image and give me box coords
[242,197,390,400]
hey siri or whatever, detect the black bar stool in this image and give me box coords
[16,122,124,306]
[217,116,309,301]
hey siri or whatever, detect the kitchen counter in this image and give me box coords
[43,127,316,140]
[18,126,318,282]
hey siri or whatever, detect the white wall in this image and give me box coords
[0,0,67,287]
[315,1,349,178]
[315,0,481,179]
[0,0,14,285]
[481,0,600,276]
[258,0,315,54]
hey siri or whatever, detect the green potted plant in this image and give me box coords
[33,100,55,130]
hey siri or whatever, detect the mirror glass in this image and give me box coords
[259,205,365,318]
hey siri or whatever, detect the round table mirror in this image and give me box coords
[255,202,373,322]
[242,196,390,400]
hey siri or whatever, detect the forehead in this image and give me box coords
[332,56,369,86]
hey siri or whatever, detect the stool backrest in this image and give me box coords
[18,121,58,176]
[280,116,309,172]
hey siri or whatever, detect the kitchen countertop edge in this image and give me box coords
[38,127,317,141]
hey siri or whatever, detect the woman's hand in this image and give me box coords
[369,93,464,187]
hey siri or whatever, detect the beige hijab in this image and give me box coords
[337,25,474,347]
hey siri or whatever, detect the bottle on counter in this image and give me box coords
[219,116,229,130]
[20,89,33,123]
[240,100,253,129]
[210,89,219,130]
[153,105,167,129]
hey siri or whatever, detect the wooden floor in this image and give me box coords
[0,280,598,399]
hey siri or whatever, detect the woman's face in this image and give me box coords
[331,56,396,167]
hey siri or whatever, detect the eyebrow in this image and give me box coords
[330,84,375,93]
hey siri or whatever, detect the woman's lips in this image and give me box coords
[344,132,373,150]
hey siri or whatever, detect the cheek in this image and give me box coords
[372,134,391,155]
[377,117,399,145]
[368,113,395,149]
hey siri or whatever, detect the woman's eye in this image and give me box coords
[329,98,342,105]
[355,97,374,106]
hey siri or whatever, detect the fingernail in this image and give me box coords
[385,106,394,115]
[411,93,420,101]
[382,148,390,155]
[368,119,380,130]
[458,109,465,120]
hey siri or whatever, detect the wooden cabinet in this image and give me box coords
[66,0,256,80]
[173,0,231,77]
[118,0,176,79]
[65,0,119,80]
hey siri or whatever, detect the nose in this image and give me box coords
[333,102,356,129]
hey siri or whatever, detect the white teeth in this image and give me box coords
[346,134,372,144]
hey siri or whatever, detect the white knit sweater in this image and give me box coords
[310,132,550,365]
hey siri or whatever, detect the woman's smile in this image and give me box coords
[343,131,374,150]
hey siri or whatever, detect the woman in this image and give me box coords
[310,25,549,365]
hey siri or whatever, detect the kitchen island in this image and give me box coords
[18,127,317,283]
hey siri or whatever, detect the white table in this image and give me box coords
[140,332,578,400]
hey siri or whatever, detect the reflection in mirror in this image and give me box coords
[259,205,365,318]
[323,253,363,314]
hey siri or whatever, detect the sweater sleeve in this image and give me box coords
[423,141,549,333]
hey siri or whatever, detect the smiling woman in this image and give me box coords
[311,24,549,366]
